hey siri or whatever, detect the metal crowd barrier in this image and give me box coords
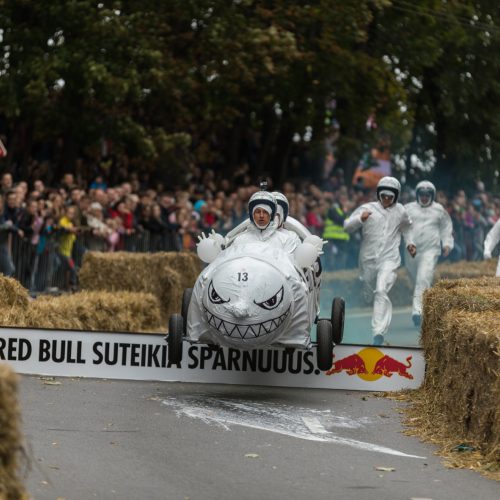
[9,228,181,293]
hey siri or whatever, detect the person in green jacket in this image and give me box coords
[322,198,350,271]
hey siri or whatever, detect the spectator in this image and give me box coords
[1,173,13,195]
[57,205,79,291]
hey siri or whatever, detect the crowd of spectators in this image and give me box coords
[0,160,498,292]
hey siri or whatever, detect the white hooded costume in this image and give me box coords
[484,218,500,277]
[343,177,414,343]
[404,181,454,319]
[227,191,301,253]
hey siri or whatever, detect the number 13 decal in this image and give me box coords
[238,272,248,282]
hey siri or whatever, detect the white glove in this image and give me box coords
[207,229,225,248]
[295,242,319,268]
[197,232,221,263]
[484,250,492,260]
[303,235,326,256]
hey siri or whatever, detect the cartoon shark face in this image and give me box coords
[202,256,293,346]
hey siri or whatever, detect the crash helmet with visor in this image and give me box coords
[415,180,436,207]
[272,191,289,227]
[376,176,401,205]
[248,191,277,229]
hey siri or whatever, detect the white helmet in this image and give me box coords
[272,191,289,226]
[376,176,401,205]
[248,191,277,229]
[415,180,436,207]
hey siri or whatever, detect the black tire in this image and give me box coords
[181,288,193,334]
[168,314,184,364]
[331,297,345,345]
[316,319,334,371]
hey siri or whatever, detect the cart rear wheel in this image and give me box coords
[168,314,184,364]
[316,319,334,371]
[331,297,345,345]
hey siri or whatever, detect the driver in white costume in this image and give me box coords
[404,181,454,326]
[483,218,500,277]
[231,191,298,253]
[343,176,416,346]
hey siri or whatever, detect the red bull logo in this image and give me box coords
[326,348,413,381]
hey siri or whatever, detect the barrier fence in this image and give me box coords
[8,228,181,293]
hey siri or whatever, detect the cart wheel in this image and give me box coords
[316,319,333,371]
[181,288,193,334]
[168,314,184,364]
[331,297,345,345]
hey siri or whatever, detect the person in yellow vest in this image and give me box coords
[322,198,350,271]
[57,205,79,291]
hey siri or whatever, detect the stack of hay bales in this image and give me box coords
[79,251,202,324]
[321,268,413,307]
[0,277,30,327]
[24,291,162,333]
[0,276,163,333]
[0,364,27,498]
[435,259,497,280]
[420,277,500,468]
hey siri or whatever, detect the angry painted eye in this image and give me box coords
[208,281,229,304]
[255,286,284,310]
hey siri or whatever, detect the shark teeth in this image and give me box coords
[203,305,291,339]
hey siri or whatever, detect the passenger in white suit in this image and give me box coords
[404,181,454,326]
[344,177,416,346]
[272,191,301,252]
[483,218,500,277]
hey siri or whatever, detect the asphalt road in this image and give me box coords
[19,376,498,500]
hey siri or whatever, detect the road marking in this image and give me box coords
[161,395,426,459]
[302,417,329,434]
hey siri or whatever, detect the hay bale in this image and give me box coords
[0,276,29,309]
[79,252,201,322]
[0,276,30,328]
[434,310,500,464]
[433,276,500,290]
[0,364,27,499]
[25,291,163,333]
[413,309,500,470]
[321,267,413,307]
[435,259,497,280]
[421,283,500,391]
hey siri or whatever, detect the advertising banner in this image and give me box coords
[0,328,424,391]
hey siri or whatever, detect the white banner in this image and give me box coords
[0,328,424,391]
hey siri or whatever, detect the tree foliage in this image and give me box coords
[0,0,499,188]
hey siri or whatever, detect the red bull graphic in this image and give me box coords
[326,348,414,381]
[326,354,367,376]
[372,355,413,380]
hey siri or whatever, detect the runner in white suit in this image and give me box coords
[483,218,500,277]
[404,181,454,326]
[343,176,416,346]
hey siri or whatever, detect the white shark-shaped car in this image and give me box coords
[167,221,345,371]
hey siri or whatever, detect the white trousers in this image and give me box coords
[360,261,398,338]
[405,250,439,316]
